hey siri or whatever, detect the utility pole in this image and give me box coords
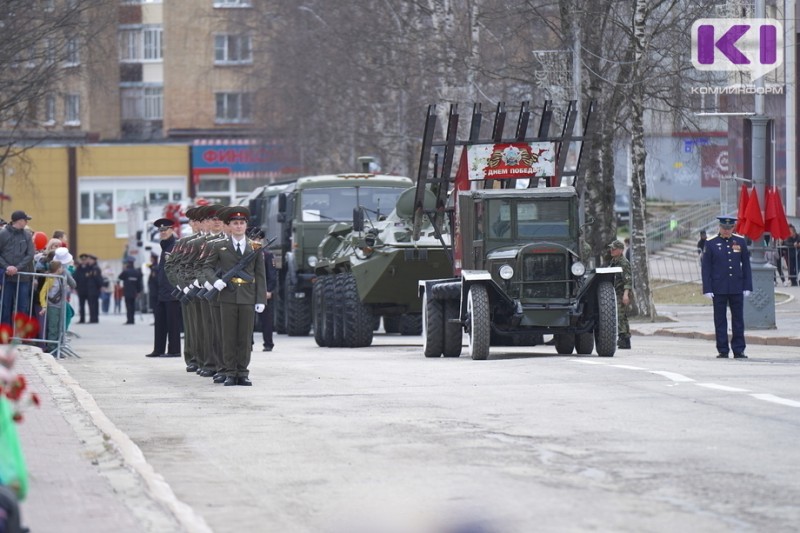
[744,0,776,329]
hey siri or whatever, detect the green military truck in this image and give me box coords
[247,173,413,335]
[414,101,621,359]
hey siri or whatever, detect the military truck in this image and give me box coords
[246,173,413,335]
[311,187,452,348]
[414,101,621,360]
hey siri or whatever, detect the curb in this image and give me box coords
[631,327,800,347]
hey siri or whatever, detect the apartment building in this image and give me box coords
[0,0,296,260]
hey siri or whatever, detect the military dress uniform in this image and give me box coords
[118,261,143,325]
[701,216,753,358]
[147,218,182,358]
[202,207,266,386]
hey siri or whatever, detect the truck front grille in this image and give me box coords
[521,253,569,299]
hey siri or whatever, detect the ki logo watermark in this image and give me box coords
[691,18,783,81]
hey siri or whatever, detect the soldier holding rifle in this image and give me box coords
[202,207,266,386]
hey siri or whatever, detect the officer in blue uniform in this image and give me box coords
[701,216,753,359]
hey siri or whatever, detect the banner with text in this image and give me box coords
[467,142,557,180]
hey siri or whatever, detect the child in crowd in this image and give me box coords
[38,261,76,353]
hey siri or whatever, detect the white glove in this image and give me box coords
[743,290,751,297]
[703,293,714,300]
[255,304,265,313]
[182,286,190,294]
[204,281,213,291]
[213,279,227,291]
[193,279,201,288]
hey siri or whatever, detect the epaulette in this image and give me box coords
[732,233,744,238]
[707,235,720,241]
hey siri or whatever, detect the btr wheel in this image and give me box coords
[422,290,444,358]
[554,333,575,355]
[341,273,373,347]
[399,314,422,335]
[383,316,401,334]
[595,281,618,357]
[466,284,490,360]
[312,276,327,347]
[575,332,594,355]
[285,278,312,336]
[323,274,343,347]
[442,298,462,357]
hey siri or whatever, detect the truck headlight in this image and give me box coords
[571,261,586,276]
[307,255,318,267]
[499,264,514,280]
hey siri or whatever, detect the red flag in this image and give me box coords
[764,187,778,234]
[771,188,791,240]
[740,188,764,240]
[734,184,748,233]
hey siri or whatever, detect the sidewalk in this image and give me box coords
[631,285,800,347]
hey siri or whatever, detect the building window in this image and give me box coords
[79,179,185,235]
[143,28,163,60]
[81,191,115,221]
[215,92,252,123]
[214,0,252,7]
[65,38,80,66]
[121,86,163,120]
[214,34,252,64]
[44,38,56,64]
[119,26,163,61]
[65,94,80,125]
[44,94,56,124]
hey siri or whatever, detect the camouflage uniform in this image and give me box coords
[610,254,632,344]
[607,240,632,348]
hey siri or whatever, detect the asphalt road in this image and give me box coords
[23,319,800,533]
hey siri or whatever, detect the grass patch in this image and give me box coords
[651,280,790,305]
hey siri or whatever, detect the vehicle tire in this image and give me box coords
[383,316,401,334]
[595,281,618,357]
[323,274,343,347]
[331,274,347,347]
[466,284,491,360]
[312,276,327,347]
[285,278,312,336]
[554,333,575,355]
[341,273,373,347]
[575,332,594,355]
[274,279,286,334]
[512,333,544,346]
[399,314,422,335]
[422,290,444,357]
[442,298,462,357]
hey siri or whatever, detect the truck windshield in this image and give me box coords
[488,198,571,239]
[300,186,407,221]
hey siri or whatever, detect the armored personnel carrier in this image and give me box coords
[246,173,413,336]
[312,187,452,348]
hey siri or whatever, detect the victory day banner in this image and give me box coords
[466,142,557,181]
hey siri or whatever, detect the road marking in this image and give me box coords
[649,370,695,383]
[572,360,800,409]
[750,394,800,408]
[696,383,751,393]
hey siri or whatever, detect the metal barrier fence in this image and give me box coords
[645,200,720,254]
[646,242,799,288]
[0,271,78,359]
